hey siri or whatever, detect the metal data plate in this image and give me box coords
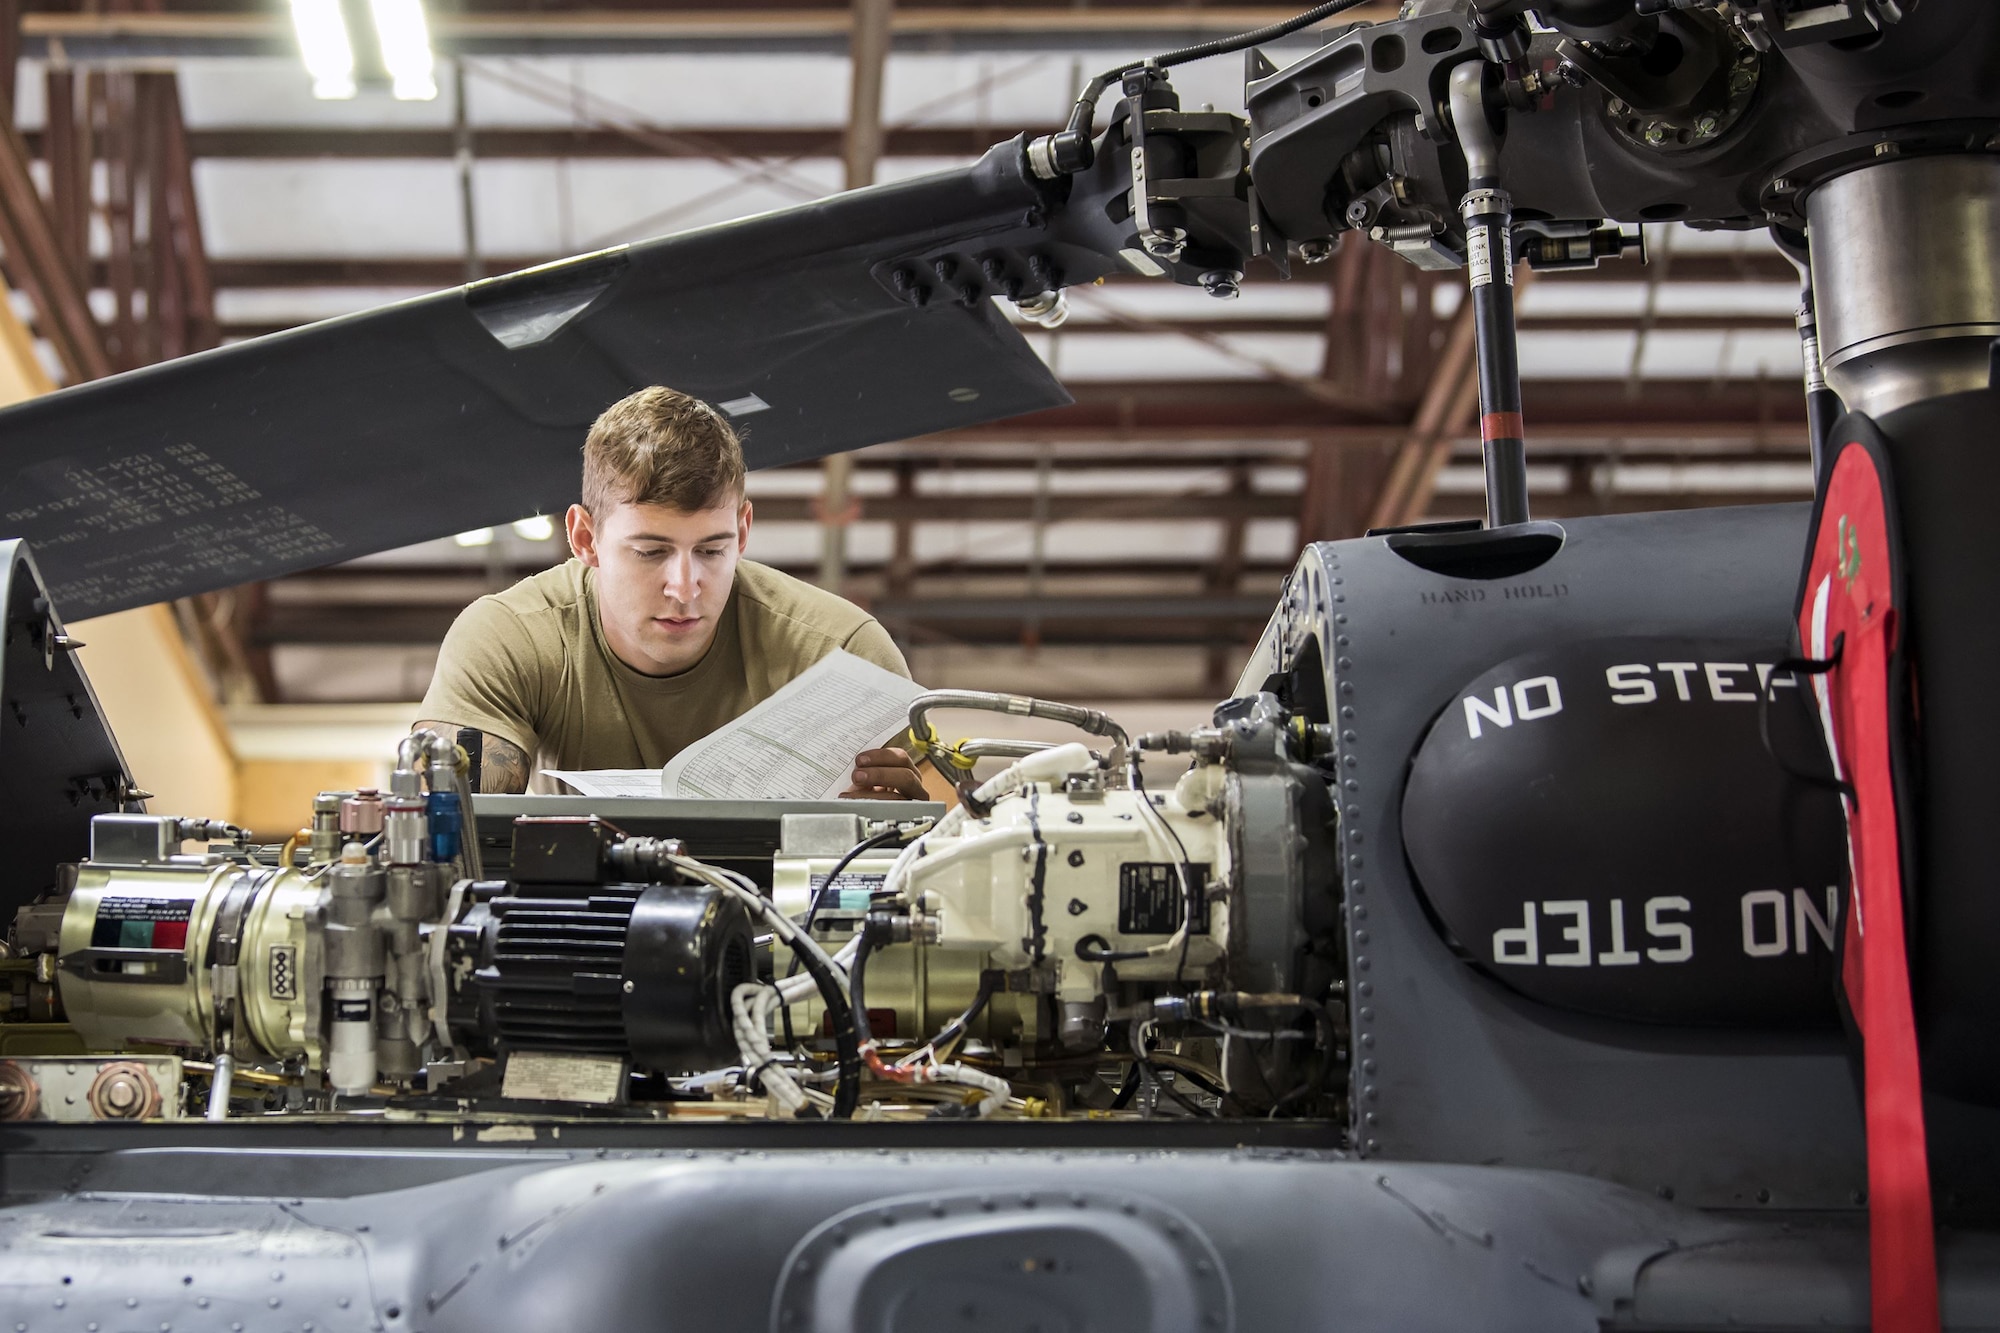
[0,147,1070,620]
[500,1052,627,1106]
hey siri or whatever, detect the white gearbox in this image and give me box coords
[899,745,1226,1013]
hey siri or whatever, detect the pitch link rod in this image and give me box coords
[1448,60,1531,529]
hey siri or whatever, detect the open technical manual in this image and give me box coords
[543,649,929,801]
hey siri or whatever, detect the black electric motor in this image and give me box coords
[447,818,755,1073]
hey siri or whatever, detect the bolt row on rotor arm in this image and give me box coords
[862,6,1383,331]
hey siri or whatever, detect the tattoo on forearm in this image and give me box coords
[478,736,531,794]
[413,722,532,794]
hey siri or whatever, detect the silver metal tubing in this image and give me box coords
[392,733,429,798]
[907,690,1130,763]
[1448,61,1501,188]
[956,738,1057,761]
[1808,154,2000,418]
[205,1052,234,1121]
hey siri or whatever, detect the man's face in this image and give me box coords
[566,494,751,676]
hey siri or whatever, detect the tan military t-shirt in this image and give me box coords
[420,558,910,791]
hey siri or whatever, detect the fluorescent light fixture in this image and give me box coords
[289,0,357,100]
[369,0,438,101]
[511,515,555,542]
[453,527,494,547]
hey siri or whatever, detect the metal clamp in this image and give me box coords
[1460,187,1512,221]
[1128,101,1188,265]
[205,868,272,1059]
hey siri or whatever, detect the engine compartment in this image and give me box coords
[11,503,1997,1226]
[0,692,1345,1126]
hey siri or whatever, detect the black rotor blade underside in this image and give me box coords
[0,143,1068,620]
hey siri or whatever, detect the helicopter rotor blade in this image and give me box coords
[0,141,1071,621]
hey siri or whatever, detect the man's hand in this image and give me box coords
[842,746,928,801]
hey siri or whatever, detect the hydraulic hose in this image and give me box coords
[908,691,1129,769]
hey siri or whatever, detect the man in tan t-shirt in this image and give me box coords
[415,386,929,798]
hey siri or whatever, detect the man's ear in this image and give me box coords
[566,503,600,567]
[736,497,753,552]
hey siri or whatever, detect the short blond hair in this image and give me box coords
[581,386,746,516]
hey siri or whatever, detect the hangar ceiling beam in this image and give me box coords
[884,460,918,599]
[0,0,18,122]
[275,558,1300,592]
[99,73,140,369]
[1205,461,1256,690]
[966,375,1803,441]
[40,69,87,294]
[1420,486,1814,519]
[1299,238,1464,543]
[819,0,894,597]
[138,70,217,363]
[768,487,1301,523]
[461,57,839,208]
[359,307,1781,338]
[182,253,1795,289]
[163,78,220,353]
[18,6,1402,58]
[1024,308,1792,334]
[1075,292,1396,417]
[842,0,894,194]
[1368,284,1483,531]
[147,126,1048,161]
[0,81,107,382]
[41,70,250,698]
[87,71,219,371]
[1300,240,1391,544]
[145,81,185,361]
[252,598,1282,648]
[1626,221,1675,398]
[848,444,1808,466]
[210,310,1801,343]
